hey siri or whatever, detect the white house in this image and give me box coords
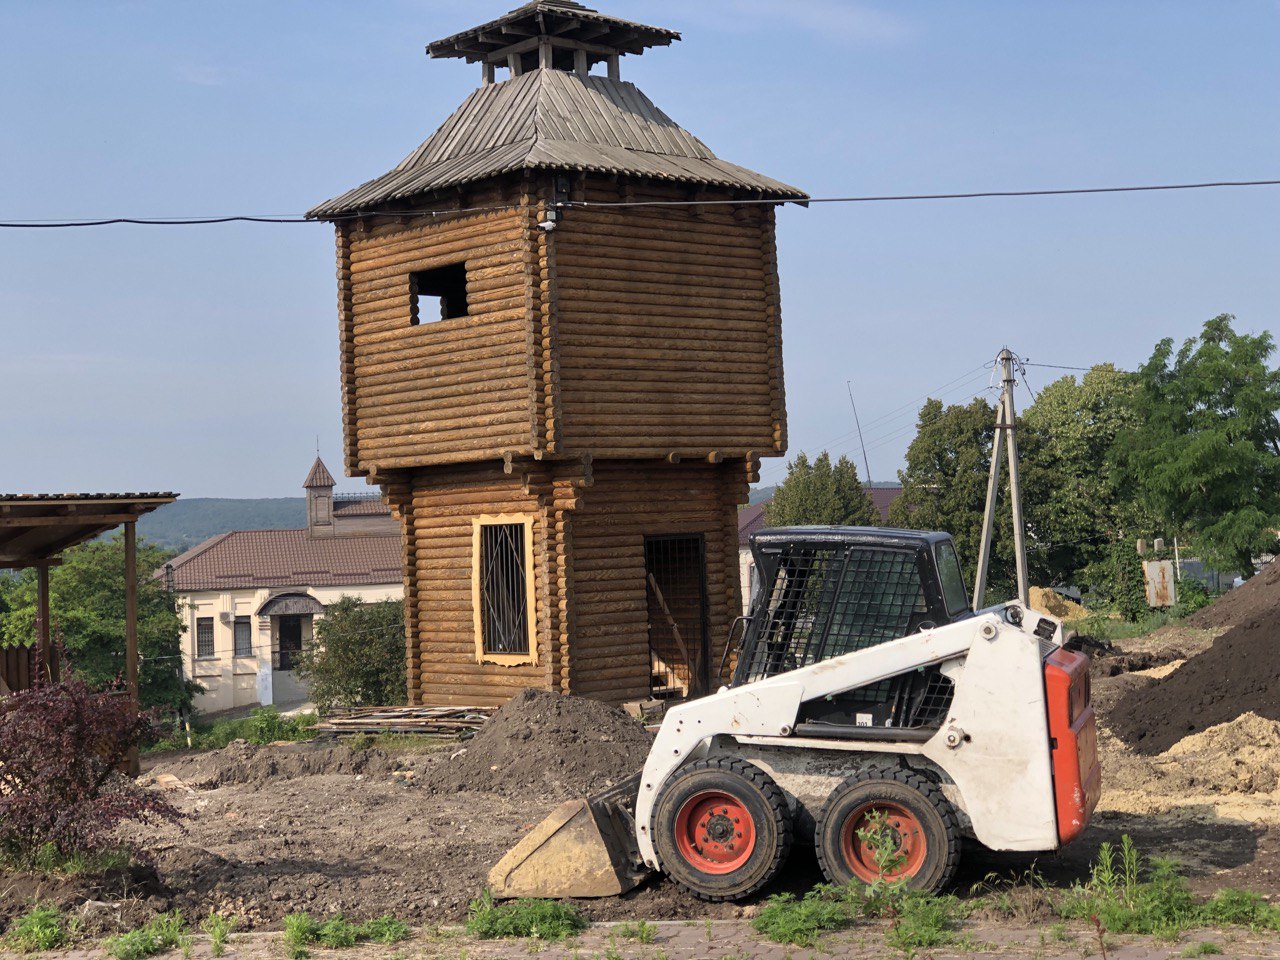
[164,458,403,713]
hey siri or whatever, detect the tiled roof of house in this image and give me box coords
[738,502,769,547]
[165,528,401,592]
[869,485,902,523]
[303,457,336,489]
[332,496,391,518]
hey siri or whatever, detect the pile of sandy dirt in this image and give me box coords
[148,740,401,790]
[1029,586,1088,621]
[1188,559,1280,629]
[425,688,653,798]
[1109,617,1280,754]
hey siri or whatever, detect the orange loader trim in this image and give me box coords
[1044,648,1102,845]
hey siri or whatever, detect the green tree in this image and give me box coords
[1115,314,1280,576]
[295,596,406,714]
[765,452,878,527]
[1020,364,1153,585]
[888,396,1016,596]
[0,536,193,712]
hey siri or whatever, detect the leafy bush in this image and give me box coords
[294,597,405,714]
[358,915,410,944]
[245,706,317,745]
[885,893,961,951]
[0,677,178,864]
[147,706,317,754]
[752,887,857,947]
[283,912,322,959]
[1061,837,1200,938]
[465,892,586,941]
[5,905,68,952]
[1200,889,1280,930]
[104,912,188,960]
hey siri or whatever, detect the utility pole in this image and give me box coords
[972,348,1030,609]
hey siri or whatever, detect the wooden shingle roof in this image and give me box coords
[309,69,806,218]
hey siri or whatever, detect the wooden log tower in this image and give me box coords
[309,0,806,707]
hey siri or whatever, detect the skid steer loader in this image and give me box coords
[489,525,1101,901]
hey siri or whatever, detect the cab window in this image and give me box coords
[935,540,970,616]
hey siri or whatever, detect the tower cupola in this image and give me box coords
[427,0,680,85]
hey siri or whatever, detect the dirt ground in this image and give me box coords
[18,919,1280,960]
[4,596,1280,943]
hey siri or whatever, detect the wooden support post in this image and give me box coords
[507,52,522,77]
[36,563,53,682]
[574,48,588,76]
[124,521,140,776]
[482,61,495,85]
[607,53,620,80]
[538,38,552,70]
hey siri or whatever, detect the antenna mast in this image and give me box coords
[845,380,874,486]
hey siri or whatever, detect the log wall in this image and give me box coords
[549,179,786,460]
[342,188,540,476]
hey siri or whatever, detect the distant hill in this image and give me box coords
[748,485,776,506]
[138,498,306,553]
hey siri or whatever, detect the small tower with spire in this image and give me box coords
[309,1,805,707]
[303,457,336,538]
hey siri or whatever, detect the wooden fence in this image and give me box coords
[0,645,37,695]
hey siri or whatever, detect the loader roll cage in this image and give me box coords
[732,527,972,732]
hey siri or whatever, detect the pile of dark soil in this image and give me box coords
[151,740,400,790]
[0,863,163,936]
[425,688,653,798]
[1110,617,1280,754]
[1188,560,1280,629]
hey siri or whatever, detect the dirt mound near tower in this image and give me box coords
[1109,615,1280,755]
[425,688,654,798]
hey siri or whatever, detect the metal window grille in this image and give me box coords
[479,523,530,656]
[644,535,710,700]
[233,616,253,657]
[195,617,214,659]
[738,546,927,684]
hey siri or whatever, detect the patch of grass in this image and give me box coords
[1200,888,1280,931]
[358,915,411,944]
[150,707,318,753]
[465,892,587,941]
[612,920,657,943]
[1181,942,1223,957]
[752,885,860,947]
[5,905,68,953]
[25,842,132,876]
[105,912,189,960]
[886,893,961,952]
[201,913,235,957]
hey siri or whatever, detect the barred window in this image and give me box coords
[473,518,535,662]
[195,617,215,659]
[233,616,253,657]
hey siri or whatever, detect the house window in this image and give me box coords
[472,516,536,664]
[195,617,215,659]
[410,262,469,324]
[233,616,253,657]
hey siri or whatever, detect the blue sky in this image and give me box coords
[1,0,1276,497]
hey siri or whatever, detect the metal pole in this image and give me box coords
[846,380,874,486]
[972,398,1006,610]
[124,521,140,776]
[1000,349,1031,606]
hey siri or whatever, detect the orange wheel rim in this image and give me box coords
[840,801,927,883]
[673,790,757,874]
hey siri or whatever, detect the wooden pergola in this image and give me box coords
[0,493,178,703]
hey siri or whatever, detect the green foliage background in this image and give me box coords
[766,452,878,528]
[0,536,194,712]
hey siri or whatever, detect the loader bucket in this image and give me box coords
[488,774,651,899]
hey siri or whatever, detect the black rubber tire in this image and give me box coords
[651,757,793,902]
[814,766,960,892]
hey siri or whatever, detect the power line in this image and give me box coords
[3,178,1278,228]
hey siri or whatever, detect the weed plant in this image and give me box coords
[5,905,68,953]
[104,912,189,960]
[612,920,657,943]
[465,891,587,940]
[200,913,235,958]
[282,911,412,958]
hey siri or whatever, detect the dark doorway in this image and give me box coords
[278,615,303,671]
[644,534,710,700]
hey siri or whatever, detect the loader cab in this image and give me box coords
[733,527,971,734]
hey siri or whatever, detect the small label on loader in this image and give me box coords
[855,713,873,727]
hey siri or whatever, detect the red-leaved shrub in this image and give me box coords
[0,677,179,865]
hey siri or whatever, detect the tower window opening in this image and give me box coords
[410,262,469,324]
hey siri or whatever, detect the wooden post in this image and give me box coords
[36,563,53,682]
[482,61,495,85]
[124,521,140,776]
[574,48,588,77]
[539,38,553,70]
[607,53,620,80]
